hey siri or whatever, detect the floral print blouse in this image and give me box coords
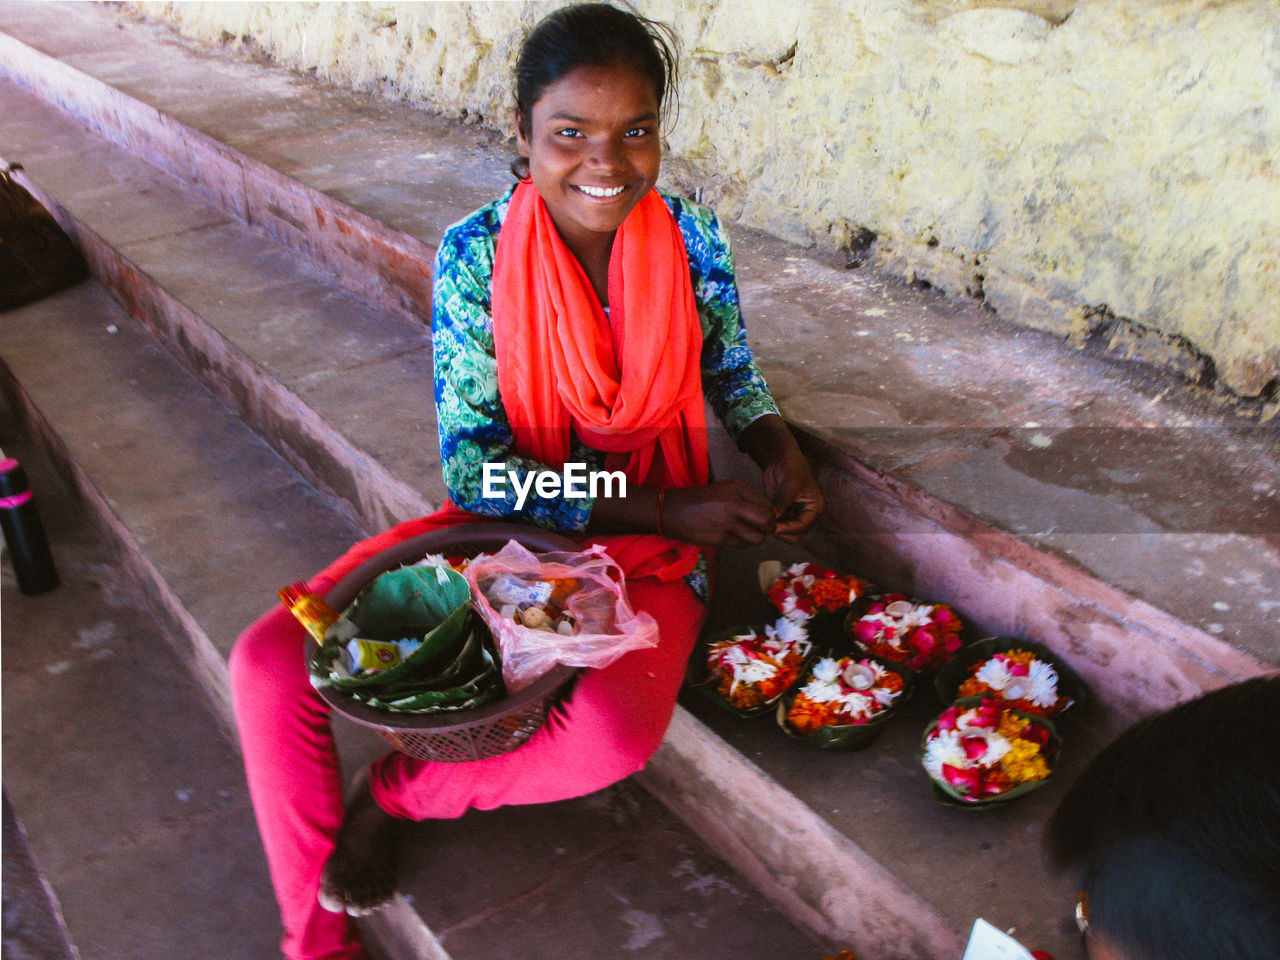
[432,185,779,535]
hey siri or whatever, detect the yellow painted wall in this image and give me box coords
[133,0,1280,399]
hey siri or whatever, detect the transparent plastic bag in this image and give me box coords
[465,539,659,691]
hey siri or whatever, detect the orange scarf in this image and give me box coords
[492,179,709,581]
[492,179,709,488]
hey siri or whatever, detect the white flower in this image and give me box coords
[812,657,841,683]
[768,616,809,652]
[871,686,898,707]
[1025,659,1061,708]
[835,689,876,718]
[975,657,1015,689]
[779,594,805,618]
[800,657,842,702]
[923,729,966,779]
[893,602,937,629]
[975,655,1061,709]
[718,644,778,696]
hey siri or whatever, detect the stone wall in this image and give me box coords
[132,0,1280,402]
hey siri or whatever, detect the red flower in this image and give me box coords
[970,697,1002,728]
[942,763,983,797]
[936,706,962,732]
[1022,723,1051,747]
[962,736,989,761]
[853,620,879,644]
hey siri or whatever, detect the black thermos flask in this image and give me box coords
[0,455,59,595]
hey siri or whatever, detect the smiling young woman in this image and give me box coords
[229,6,826,959]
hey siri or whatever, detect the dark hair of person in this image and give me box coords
[511,2,678,179]
[1045,675,1280,960]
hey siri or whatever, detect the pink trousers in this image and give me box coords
[229,515,706,960]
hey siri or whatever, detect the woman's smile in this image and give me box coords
[516,62,662,267]
[574,183,627,199]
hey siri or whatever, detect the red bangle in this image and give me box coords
[655,487,667,537]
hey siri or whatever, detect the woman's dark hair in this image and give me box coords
[511,3,678,177]
[1045,675,1280,960]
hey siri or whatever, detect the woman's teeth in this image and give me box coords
[576,184,625,198]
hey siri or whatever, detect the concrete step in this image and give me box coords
[1,284,826,960]
[1,4,1275,959]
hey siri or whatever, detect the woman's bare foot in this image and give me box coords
[318,770,401,916]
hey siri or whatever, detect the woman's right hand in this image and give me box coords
[662,480,778,547]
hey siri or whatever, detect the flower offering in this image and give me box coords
[956,648,1072,717]
[922,696,1057,804]
[848,594,963,673]
[785,656,907,734]
[705,618,812,712]
[766,562,869,622]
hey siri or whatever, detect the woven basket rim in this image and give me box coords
[312,522,580,733]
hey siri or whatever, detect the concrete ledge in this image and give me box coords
[9,160,433,536]
[0,29,438,325]
[0,357,237,737]
[2,794,80,960]
[797,429,1274,721]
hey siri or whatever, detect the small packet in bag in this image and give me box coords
[466,540,659,692]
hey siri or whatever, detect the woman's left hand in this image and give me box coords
[762,447,825,543]
[739,413,826,543]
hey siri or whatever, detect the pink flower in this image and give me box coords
[853,621,879,644]
[962,736,988,761]
[971,698,1001,727]
[933,607,953,624]
[936,706,962,732]
[911,628,936,652]
[942,763,982,797]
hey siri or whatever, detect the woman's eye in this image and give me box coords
[555,127,584,139]
[625,127,653,138]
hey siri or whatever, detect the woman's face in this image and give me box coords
[516,62,661,258]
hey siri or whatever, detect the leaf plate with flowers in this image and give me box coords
[696,617,815,717]
[922,695,1060,806]
[933,637,1087,719]
[779,654,911,750]
[761,561,871,623]
[845,594,965,674]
